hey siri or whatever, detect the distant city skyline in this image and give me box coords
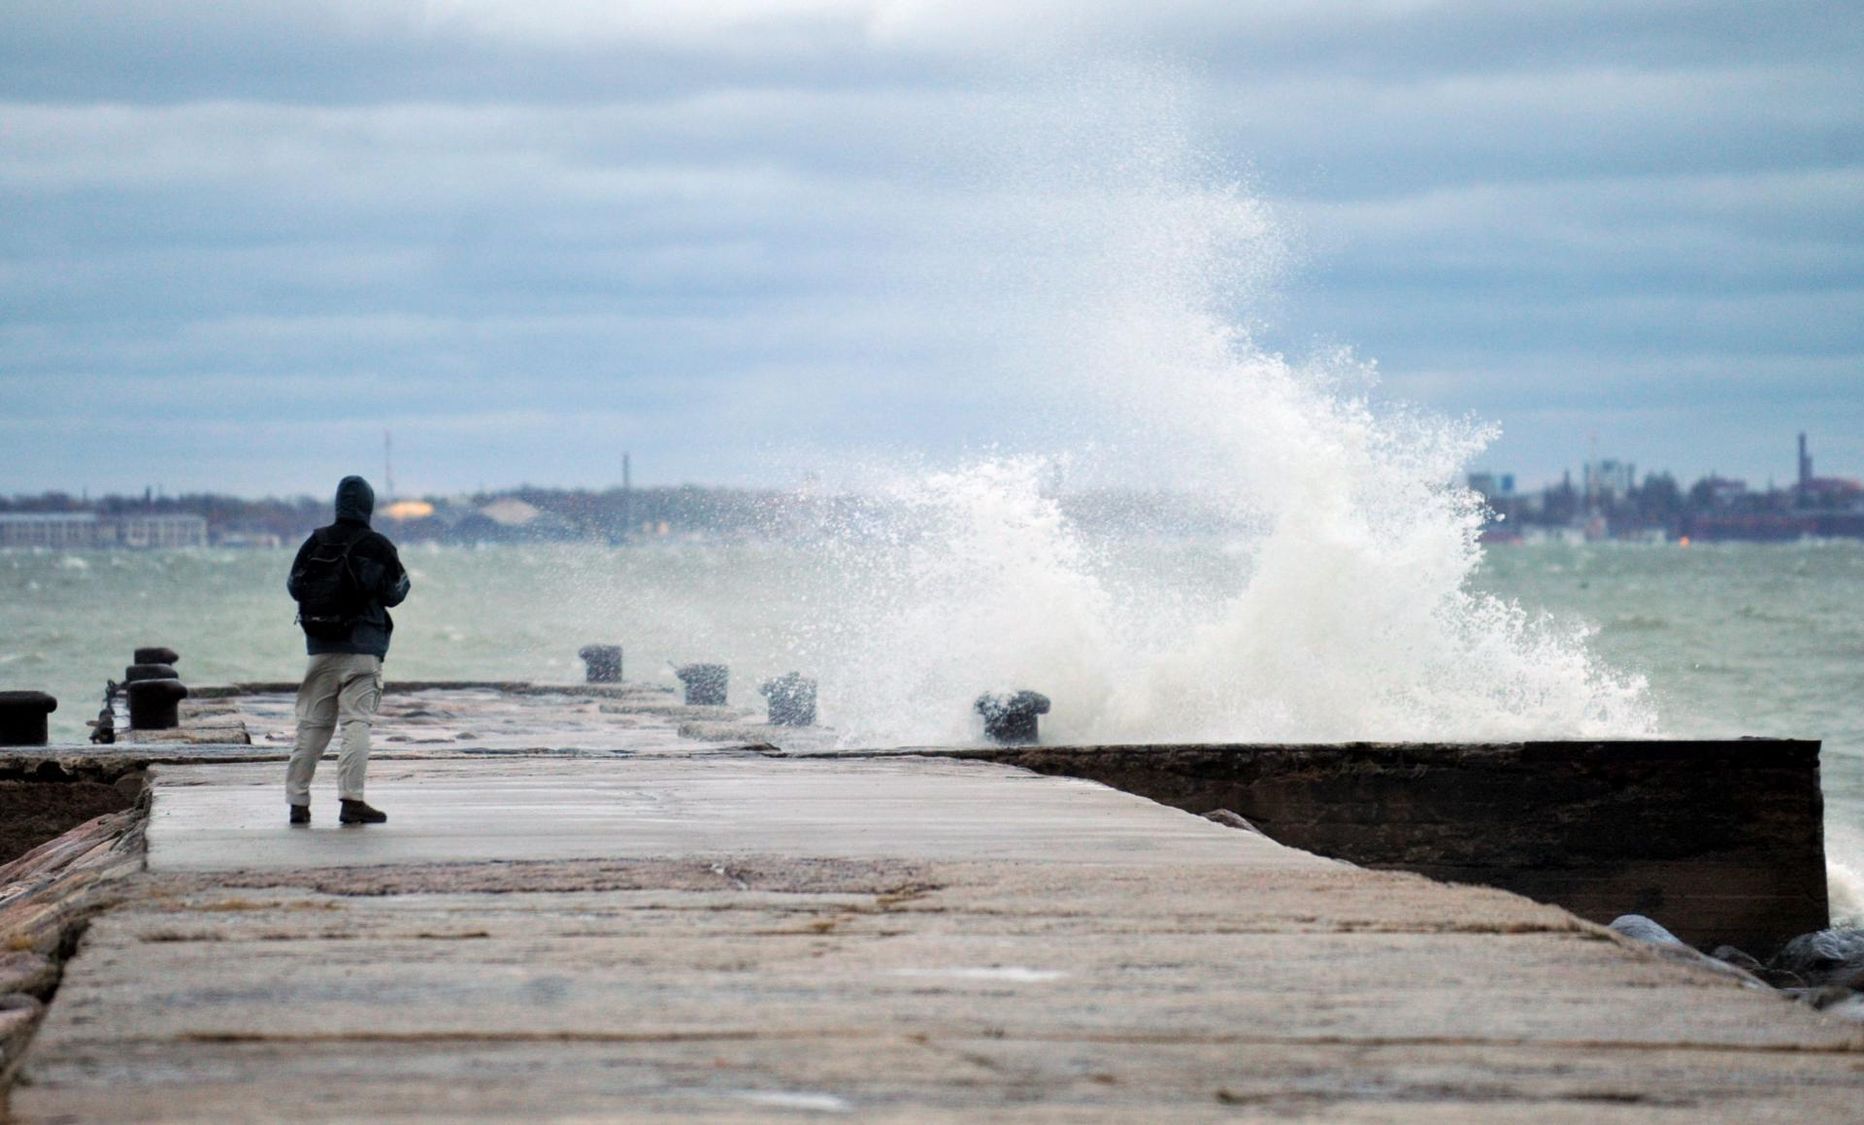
[1475,430,1863,495]
[5,425,1857,506]
[3,3,1860,495]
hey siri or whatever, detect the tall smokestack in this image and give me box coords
[1798,432,1812,491]
[621,452,632,543]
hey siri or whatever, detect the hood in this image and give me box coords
[334,475,375,525]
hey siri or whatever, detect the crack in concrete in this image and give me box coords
[151,1028,1864,1056]
[141,859,942,898]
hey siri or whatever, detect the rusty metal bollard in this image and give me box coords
[578,644,623,684]
[127,679,188,731]
[0,691,57,746]
[134,646,180,666]
[974,690,1051,745]
[674,663,729,707]
[760,673,817,727]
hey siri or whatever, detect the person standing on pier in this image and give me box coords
[284,475,410,826]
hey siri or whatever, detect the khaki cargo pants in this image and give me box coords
[285,653,383,806]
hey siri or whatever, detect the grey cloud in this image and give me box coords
[1142,0,1864,81]
[1210,62,1864,201]
[6,2,1857,104]
[0,0,967,104]
[1,2,1859,494]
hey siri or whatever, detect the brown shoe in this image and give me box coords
[339,798,387,825]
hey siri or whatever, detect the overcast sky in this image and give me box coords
[3,1,1860,496]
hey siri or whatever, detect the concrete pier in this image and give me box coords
[932,740,1831,955]
[5,685,1862,1120]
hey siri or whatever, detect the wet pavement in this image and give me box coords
[233,682,807,756]
[10,685,1864,1121]
[146,757,1310,871]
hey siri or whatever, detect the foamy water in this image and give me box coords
[1831,845,1864,926]
[798,459,1653,748]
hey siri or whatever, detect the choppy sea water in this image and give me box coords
[3,539,1859,921]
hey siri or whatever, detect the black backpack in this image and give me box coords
[293,531,365,640]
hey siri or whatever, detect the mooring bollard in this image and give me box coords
[127,679,188,731]
[675,663,729,707]
[124,662,179,683]
[974,690,1051,745]
[578,644,623,684]
[0,691,58,746]
[134,646,180,666]
[760,673,817,727]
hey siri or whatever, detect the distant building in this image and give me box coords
[479,498,542,527]
[382,499,435,522]
[0,511,206,550]
[1802,478,1863,505]
[1466,472,1516,499]
[0,512,113,549]
[1794,433,1862,509]
[475,497,578,540]
[1699,476,1749,507]
[1584,459,1635,504]
[116,513,208,549]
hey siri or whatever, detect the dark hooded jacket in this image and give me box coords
[287,476,411,658]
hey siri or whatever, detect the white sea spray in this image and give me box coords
[1830,826,1864,927]
[795,67,1656,746]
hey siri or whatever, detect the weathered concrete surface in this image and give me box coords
[229,684,773,756]
[915,741,1829,957]
[145,758,1311,870]
[12,740,1864,1121]
[0,807,146,1091]
[15,683,777,769]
